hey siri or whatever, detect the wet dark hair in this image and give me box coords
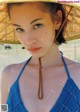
[7,2,66,45]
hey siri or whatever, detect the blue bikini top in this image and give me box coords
[6,53,80,112]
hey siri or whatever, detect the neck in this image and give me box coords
[29,44,63,68]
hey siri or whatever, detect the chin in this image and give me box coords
[31,51,47,58]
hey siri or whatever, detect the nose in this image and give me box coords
[26,39,37,45]
[25,32,37,45]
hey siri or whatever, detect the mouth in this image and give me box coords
[28,47,41,53]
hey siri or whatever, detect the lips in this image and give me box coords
[28,47,41,52]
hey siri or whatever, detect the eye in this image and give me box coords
[15,28,24,33]
[33,23,43,29]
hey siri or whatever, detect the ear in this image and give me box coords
[55,10,62,30]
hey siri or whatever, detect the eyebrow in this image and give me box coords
[30,18,43,24]
[12,18,43,27]
[12,24,21,27]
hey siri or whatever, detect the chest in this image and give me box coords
[8,65,80,112]
[18,68,68,112]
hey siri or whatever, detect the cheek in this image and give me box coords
[15,33,25,44]
[40,30,55,45]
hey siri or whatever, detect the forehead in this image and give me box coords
[9,2,47,14]
[9,2,50,23]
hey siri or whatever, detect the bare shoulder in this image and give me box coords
[2,62,25,91]
[64,57,80,89]
[1,62,23,103]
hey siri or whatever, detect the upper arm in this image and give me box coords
[1,66,10,104]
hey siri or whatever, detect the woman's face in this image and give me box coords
[10,2,60,57]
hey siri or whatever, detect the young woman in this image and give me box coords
[1,1,80,112]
